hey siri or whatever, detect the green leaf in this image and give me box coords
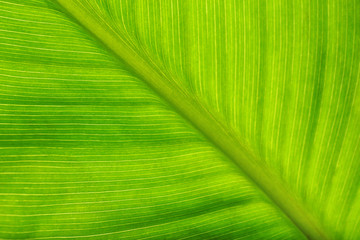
[0,0,359,239]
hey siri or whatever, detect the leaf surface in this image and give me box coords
[0,0,359,239]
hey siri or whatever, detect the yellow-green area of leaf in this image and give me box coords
[0,0,359,239]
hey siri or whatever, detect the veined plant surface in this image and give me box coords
[0,0,359,239]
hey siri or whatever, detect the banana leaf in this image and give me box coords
[0,0,359,239]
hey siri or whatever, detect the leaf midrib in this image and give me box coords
[54,1,329,239]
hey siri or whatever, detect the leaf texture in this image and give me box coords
[0,0,359,239]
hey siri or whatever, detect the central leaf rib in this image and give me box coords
[54,1,329,239]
